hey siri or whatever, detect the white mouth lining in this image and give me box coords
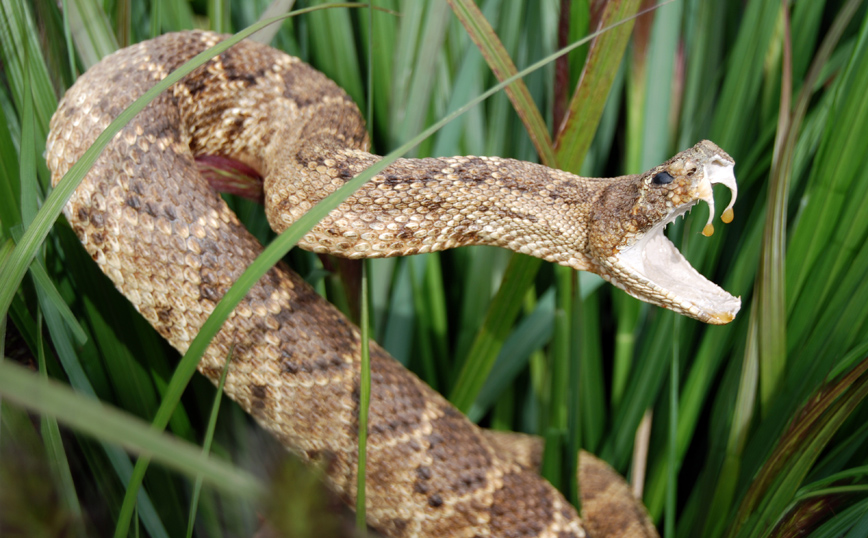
[617,199,740,317]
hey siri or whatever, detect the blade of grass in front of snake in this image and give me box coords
[185,345,233,538]
[35,309,86,533]
[356,6,375,528]
[0,360,265,499]
[357,261,372,532]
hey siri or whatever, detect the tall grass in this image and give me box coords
[2,1,868,537]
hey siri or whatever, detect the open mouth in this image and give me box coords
[616,156,741,324]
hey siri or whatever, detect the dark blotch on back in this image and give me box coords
[199,284,221,302]
[281,62,348,108]
[156,306,173,323]
[164,205,178,221]
[186,76,208,96]
[144,202,158,217]
[250,384,268,409]
[90,211,105,228]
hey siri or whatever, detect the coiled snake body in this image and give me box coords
[47,31,739,537]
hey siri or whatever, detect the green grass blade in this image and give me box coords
[755,5,791,414]
[356,261,371,531]
[710,0,779,154]
[446,0,556,166]
[448,255,541,413]
[184,348,232,538]
[0,360,264,499]
[393,2,451,157]
[36,310,86,535]
[0,100,22,235]
[66,0,119,68]
[26,257,87,344]
[466,288,555,422]
[306,0,364,107]
[555,0,642,173]
[0,0,59,144]
[728,358,868,538]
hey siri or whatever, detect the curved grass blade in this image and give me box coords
[0,360,264,500]
[728,356,868,538]
[554,0,644,173]
[446,0,555,166]
[66,0,118,68]
[184,347,232,538]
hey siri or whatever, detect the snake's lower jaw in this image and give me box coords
[615,223,741,324]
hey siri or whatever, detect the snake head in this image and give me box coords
[588,140,740,324]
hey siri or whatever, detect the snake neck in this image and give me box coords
[265,137,610,272]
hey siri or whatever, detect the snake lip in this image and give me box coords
[615,156,741,325]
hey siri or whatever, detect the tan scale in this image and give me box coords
[46,31,740,538]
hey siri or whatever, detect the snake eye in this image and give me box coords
[652,171,674,185]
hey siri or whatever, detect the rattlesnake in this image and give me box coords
[46,31,739,537]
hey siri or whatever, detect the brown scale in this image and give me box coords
[47,30,741,538]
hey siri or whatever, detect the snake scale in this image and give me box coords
[46,31,740,537]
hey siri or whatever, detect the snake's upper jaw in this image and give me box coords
[697,151,739,234]
[612,148,741,325]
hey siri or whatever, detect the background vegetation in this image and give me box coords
[2,0,868,537]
